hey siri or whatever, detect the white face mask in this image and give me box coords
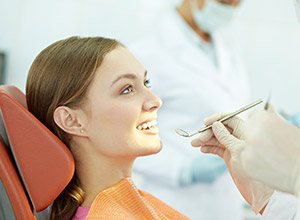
[295,0,300,22]
[191,0,236,33]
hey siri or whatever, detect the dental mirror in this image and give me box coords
[175,99,263,138]
[175,128,190,137]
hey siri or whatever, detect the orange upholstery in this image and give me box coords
[0,85,75,218]
[0,139,34,220]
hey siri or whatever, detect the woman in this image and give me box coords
[26,36,274,220]
[26,36,188,219]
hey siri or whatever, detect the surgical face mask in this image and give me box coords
[191,0,236,33]
[295,0,300,22]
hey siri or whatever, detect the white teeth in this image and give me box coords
[137,120,157,130]
[148,120,157,127]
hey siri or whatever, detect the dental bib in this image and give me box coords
[86,177,188,219]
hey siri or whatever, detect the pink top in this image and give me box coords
[72,206,90,220]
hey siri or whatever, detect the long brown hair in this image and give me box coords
[26,36,120,219]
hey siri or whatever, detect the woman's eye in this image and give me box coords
[144,79,151,88]
[121,85,133,94]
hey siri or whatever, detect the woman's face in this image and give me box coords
[82,46,162,158]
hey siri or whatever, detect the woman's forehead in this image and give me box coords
[95,47,145,80]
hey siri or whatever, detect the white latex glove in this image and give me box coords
[194,108,300,197]
[241,108,300,197]
[191,112,274,214]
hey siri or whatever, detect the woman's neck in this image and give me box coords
[76,151,134,207]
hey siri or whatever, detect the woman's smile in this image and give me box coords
[136,119,159,135]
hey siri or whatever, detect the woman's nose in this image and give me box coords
[143,92,163,112]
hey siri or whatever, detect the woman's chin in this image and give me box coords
[151,140,163,154]
[139,140,163,156]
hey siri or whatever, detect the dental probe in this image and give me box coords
[175,99,263,138]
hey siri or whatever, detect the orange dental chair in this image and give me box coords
[0,85,74,219]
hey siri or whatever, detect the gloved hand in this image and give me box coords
[191,111,274,214]
[241,108,300,197]
[193,107,300,197]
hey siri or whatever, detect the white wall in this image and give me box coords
[1,0,300,112]
[232,0,300,113]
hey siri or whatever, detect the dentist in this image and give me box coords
[191,2,300,219]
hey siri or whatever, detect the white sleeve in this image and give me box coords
[262,191,298,220]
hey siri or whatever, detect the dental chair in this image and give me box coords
[0,85,75,220]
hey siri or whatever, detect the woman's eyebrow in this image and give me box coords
[111,70,147,86]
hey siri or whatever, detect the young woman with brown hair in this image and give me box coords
[26,36,275,220]
[26,36,188,220]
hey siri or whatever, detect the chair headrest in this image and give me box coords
[0,85,75,212]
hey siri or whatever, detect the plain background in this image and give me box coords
[1,0,300,113]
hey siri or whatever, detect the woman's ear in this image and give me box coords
[53,106,86,136]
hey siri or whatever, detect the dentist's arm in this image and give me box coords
[190,111,275,215]
[191,108,300,197]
